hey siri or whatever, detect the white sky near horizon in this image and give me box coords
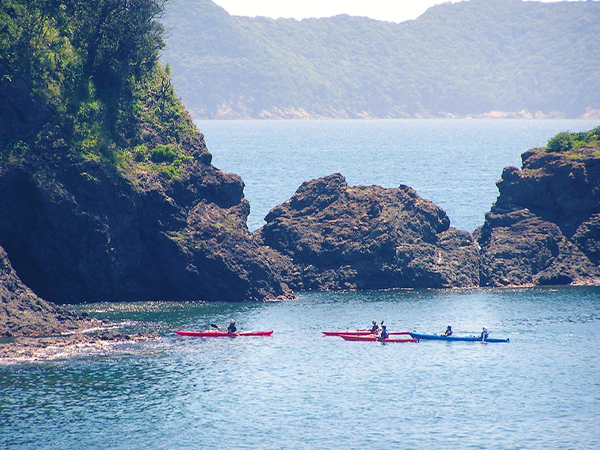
[212,0,586,23]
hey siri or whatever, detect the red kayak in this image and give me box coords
[175,330,273,337]
[322,330,411,336]
[340,334,418,343]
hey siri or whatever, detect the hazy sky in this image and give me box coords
[212,0,582,23]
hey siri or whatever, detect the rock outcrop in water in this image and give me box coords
[0,150,293,304]
[477,133,600,286]
[256,174,480,290]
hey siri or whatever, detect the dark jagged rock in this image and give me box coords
[0,245,97,337]
[256,173,480,290]
[478,144,600,286]
[0,150,293,304]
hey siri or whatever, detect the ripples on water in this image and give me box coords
[2,287,600,449]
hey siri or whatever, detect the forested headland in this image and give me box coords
[161,0,600,119]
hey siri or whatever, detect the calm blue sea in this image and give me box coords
[198,118,599,232]
[2,120,600,450]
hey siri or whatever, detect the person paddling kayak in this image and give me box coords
[211,320,238,333]
[370,320,381,334]
[442,326,453,337]
[480,327,489,341]
[227,319,237,334]
[376,325,390,340]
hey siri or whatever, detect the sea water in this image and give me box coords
[2,288,600,449]
[198,118,598,232]
[2,120,600,450]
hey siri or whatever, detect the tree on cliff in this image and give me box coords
[0,0,176,160]
[547,132,574,153]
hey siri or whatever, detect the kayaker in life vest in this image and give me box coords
[227,319,237,334]
[377,325,389,340]
[442,326,453,337]
[480,327,489,341]
[370,320,381,334]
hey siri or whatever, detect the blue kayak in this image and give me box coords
[409,332,509,343]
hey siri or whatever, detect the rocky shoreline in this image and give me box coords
[0,246,157,362]
[0,330,159,364]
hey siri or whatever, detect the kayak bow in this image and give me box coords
[175,330,273,337]
[409,332,509,343]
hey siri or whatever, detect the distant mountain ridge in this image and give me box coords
[161,0,600,119]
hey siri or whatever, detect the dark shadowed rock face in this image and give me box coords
[478,146,600,286]
[0,246,91,337]
[0,153,293,304]
[256,173,480,290]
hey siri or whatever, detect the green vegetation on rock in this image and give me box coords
[546,127,600,159]
[0,0,202,182]
[547,132,575,153]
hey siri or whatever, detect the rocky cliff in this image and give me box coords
[0,146,293,304]
[477,130,600,286]
[256,174,480,290]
